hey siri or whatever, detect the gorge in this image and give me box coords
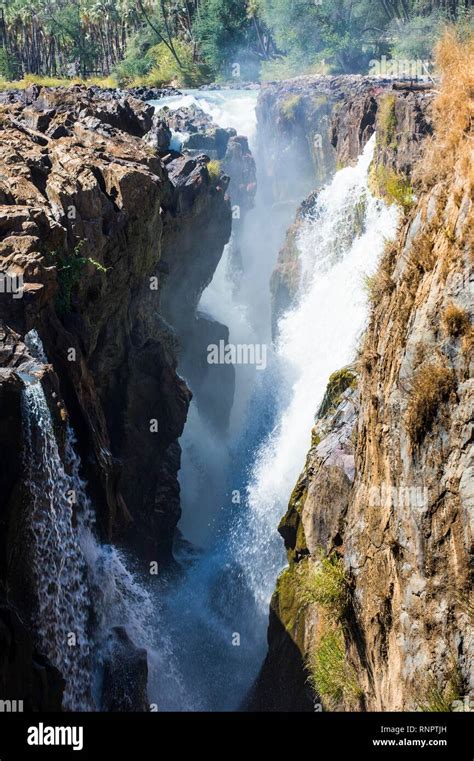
[0,40,472,716]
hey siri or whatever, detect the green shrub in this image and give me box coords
[371,165,414,213]
[307,626,362,709]
[146,40,210,88]
[298,553,350,619]
[52,243,107,317]
[0,48,20,80]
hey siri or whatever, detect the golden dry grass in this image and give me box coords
[442,303,471,337]
[417,31,474,190]
[406,363,455,443]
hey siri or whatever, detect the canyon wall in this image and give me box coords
[252,76,472,712]
[0,85,235,707]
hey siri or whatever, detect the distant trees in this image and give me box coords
[0,0,140,78]
[0,0,471,82]
[258,0,473,75]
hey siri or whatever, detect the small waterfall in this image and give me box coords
[20,331,185,711]
[22,369,93,711]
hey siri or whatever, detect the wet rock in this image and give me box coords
[101,627,148,712]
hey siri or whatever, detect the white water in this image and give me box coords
[21,331,190,710]
[146,93,399,710]
[22,366,93,710]
[152,90,259,151]
[238,136,400,610]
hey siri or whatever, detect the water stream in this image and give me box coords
[20,91,398,712]
[147,92,399,710]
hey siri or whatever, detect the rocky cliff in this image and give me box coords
[266,76,434,335]
[0,84,235,708]
[252,43,472,712]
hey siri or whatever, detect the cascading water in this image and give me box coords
[234,135,400,612]
[22,351,93,710]
[147,93,399,711]
[21,331,190,710]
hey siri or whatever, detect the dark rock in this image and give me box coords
[101,627,148,712]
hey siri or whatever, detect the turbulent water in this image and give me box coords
[20,92,399,712]
[21,331,181,710]
[146,93,399,710]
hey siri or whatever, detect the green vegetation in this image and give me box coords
[371,165,414,214]
[298,553,350,620]
[317,367,357,418]
[51,243,107,317]
[307,627,362,709]
[405,362,455,443]
[416,666,463,712]
[280,94,303,121]
[0,1,471,86]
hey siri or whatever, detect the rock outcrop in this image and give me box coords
[268,78,434,335]
[156,102,257,431]
[254,69,472,712]
[0,84,233,708]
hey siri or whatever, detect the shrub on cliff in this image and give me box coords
[317,368,357,419]
[298,553,350,620]
[405,363,455,444]
[307,627,362,710]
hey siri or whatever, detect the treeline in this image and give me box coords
[0,0,472,84]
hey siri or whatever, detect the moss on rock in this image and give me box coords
[317,367,357,419]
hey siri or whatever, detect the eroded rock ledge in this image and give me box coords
[0,84,236,708]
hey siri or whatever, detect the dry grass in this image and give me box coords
[416,31,474,190]
[0,73,117,90]
[406,363,455,443]
[442,303,471,337]
[409,228,437,272]
[364,241,397,306]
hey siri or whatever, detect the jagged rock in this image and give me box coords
[0,85,233,580]
[143,114,172,151]
[0,83,236,710]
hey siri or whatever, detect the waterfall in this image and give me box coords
[22,365,93,711]
[20,331,189,711]
[147,92,399,711]
[234,135,400,611]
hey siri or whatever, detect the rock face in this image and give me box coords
[254,79,472,712]
[156,103,257,431]
[0,84,233,708]
[269,79,434,335]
